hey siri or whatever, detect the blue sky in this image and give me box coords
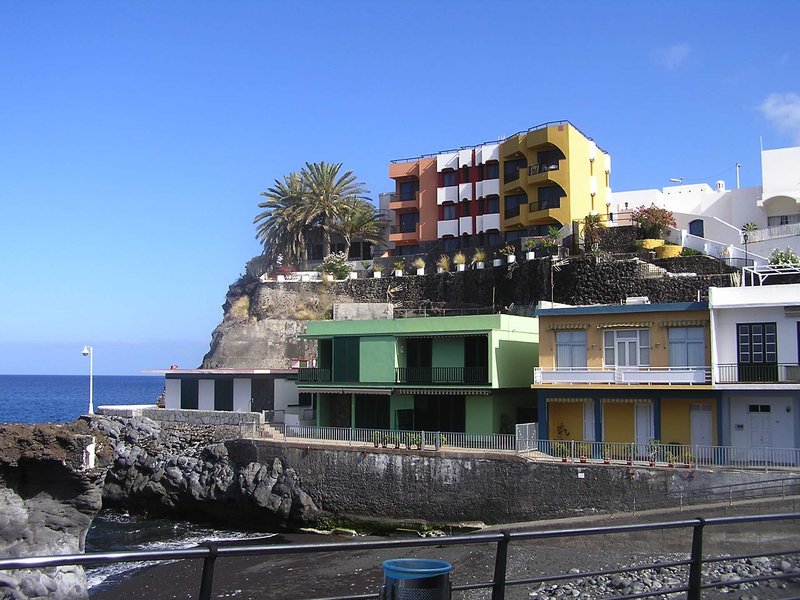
[1,1,799,375]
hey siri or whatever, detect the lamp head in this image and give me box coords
[82,345,90,357]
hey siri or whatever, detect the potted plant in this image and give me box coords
[454,251,466,271]
[552,441,570,462]
[472,248,487,269]
[601,443,613,464]
[435,433,447,450]
[408,434,423,450]
[540,226,562,255]
[413,257,426,276]
[436,254,451,274]
[372,431,382,448]
[523,238,537,260]
[492,252,503,267]
[499,243,516,264]
[393,260,405,277]
[577,442,592,463]
[391,434,401,449]
[631,204,676,244]
[373,263,383,278]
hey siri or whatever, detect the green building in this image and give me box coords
[298,314,539,434]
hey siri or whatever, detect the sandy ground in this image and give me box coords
[90,501,800,600]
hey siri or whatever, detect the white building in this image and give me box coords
[163,368,313,426]
[709,283,800,454]
[611,145,800,263]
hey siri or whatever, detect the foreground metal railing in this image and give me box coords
[1,514,798,600]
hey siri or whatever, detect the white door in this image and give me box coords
[635,402,654,454]
[748,404,773,447]
[690,404,713,446]
[583,401,595,441]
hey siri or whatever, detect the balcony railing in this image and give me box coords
[716,363,800,384]
[395,366,489,385]
[533,366,712,386]
[298,368,332,383]
[528,162,559,175]
[527,199,561,212]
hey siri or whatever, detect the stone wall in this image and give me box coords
[96,407,263,439]
[229,440,790,527]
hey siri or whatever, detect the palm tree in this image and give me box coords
[300,161,369,258]
[254,172,308,269]
[330,198,387,257]
[582,213,604,251]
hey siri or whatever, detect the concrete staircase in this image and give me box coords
[260,423,286,440]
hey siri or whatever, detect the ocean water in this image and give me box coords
[0,374,275,592]
[0,374,164,424]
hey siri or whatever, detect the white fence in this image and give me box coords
[262,425,516,451]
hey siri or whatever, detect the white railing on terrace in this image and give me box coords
[529,439,800,469]
[533,366,712,386]
[261,425,516,452]
[743,222,800,243]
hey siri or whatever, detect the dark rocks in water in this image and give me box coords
[93,415,319,531]
[0,420,106,600]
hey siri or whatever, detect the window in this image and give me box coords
[461,201,470,216]
[737,322,778,382]
[668,327,705,367]
[398,180,419,201]
[442,171,456,187]
[505,229,525,242]
[486,230,501,246]
[461,166,470,183]
[503,158,527,182]
[603,329,650,367]
[535,148,564,171]
[556,331,587,368]
[689,219,704,238]
[443,237,458,252]
[767,214,800,227]
[399,212,419,233]
[485,163,499,179]
[396,244,420,256]
[504,193,527,219]
[485,197,499,214]
[529,223,558,236]
[442,204,457,220]
[537,186,563,210]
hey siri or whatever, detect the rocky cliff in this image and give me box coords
[0,421,105,600]
[92,415,318,529]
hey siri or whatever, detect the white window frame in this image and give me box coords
[668,327,705,367]
[555,330,587,368]
[603,329,650,368]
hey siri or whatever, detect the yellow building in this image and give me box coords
[533,299,718,451]
[500,122,611,238]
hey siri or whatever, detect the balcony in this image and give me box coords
[528,163,560,176]
[716,364,800,384]
[388,191,419,211]
[396,366,489,385]
[533,366,712,386]
[390,224,420,243]
[528,199,561,214]
[298,368,332,383]
[437,186,458,205]
[476,178,500,198]
[437,219,459,238]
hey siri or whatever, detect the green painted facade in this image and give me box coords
[300,314,539,434]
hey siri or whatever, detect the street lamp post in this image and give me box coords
[81,345,94,415]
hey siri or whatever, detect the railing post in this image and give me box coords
[686,518,705,600]
[491,531,510,600]
[199,542,218,600]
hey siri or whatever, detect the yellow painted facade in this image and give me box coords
[536,309,710,370]
[660,399,716,445]
[547,402,584,439]
[601,403,635,442]
[500,123,611,233]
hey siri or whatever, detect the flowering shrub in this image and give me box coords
[769,247,800,265]
[630,204,676,239]
[498,243,516,256]
[319,251,352,279]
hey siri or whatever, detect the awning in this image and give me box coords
[400,388,492,396]
[547,323,591,330]
[301,387,392,395]
[659,319,708,327]
[596,321,654,329]
[600,398,653,404]
[545,397,591,403]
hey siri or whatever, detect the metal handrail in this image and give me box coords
[533,365,713,386]
[1,514,797,600]
[715,363,800,384]
[395,366,489,385]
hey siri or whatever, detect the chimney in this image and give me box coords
[716,180,726,192]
